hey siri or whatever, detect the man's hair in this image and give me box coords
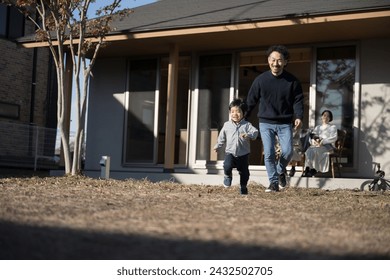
[229,98,248,114]
[266,45,290,60]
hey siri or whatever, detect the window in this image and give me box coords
[0,102,20,119]
[315,46,356,167]
[0,4,25,39]
[125,59,158,163]
[0,5,7,36]
[124,56,191,165]
[197,54,232,161]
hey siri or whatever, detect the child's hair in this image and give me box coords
[229,98,248,114]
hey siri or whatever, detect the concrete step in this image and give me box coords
[74,170,370,191]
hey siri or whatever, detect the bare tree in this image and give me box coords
[1,0,130,175]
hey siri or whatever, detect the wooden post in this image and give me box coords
[164,44,179,172]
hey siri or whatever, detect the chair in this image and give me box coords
[329,129,347,178]
[288,128,308,176]
[274,135,305,176]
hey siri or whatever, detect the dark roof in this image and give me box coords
[110,0,390,33]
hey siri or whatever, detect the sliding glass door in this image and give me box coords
[125,57,190,165]
[315,46,356,167]
[125,59,158,163]
[196,54,232,161]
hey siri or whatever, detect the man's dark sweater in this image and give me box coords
[245,70,304,124]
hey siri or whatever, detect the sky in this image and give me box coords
[88,0,157,18]
[70,0,157,133]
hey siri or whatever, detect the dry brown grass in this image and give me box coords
[1,175,390,260]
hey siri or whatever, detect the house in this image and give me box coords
[17,0,390,186]
[84,0,390,184]
[0,3,58,170]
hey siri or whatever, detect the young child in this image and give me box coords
[214,99,259,195]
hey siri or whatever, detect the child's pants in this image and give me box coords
[223,153,250,187]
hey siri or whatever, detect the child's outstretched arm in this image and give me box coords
[244,123,259,140]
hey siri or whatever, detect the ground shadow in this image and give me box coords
[0,221,386,260]
[0,167,49,179]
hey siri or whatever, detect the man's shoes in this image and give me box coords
[279,172,287,189]
[223,176,232,188]
[240,185,248,195]
[289,166,296,177]
[265,182,279,192]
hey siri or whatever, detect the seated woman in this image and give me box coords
[303,110,337,177]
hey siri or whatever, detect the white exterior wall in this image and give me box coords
[85,58,127,171]
[359,38,390,177]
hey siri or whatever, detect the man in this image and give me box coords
[245,45,304,192]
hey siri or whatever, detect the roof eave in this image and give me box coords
[17,9,390,48]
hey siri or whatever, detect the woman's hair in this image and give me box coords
[322,110,333,122]
[229,98,248,114]
[266,45,290,60]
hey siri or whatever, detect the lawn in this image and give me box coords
[1,175,389,259]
